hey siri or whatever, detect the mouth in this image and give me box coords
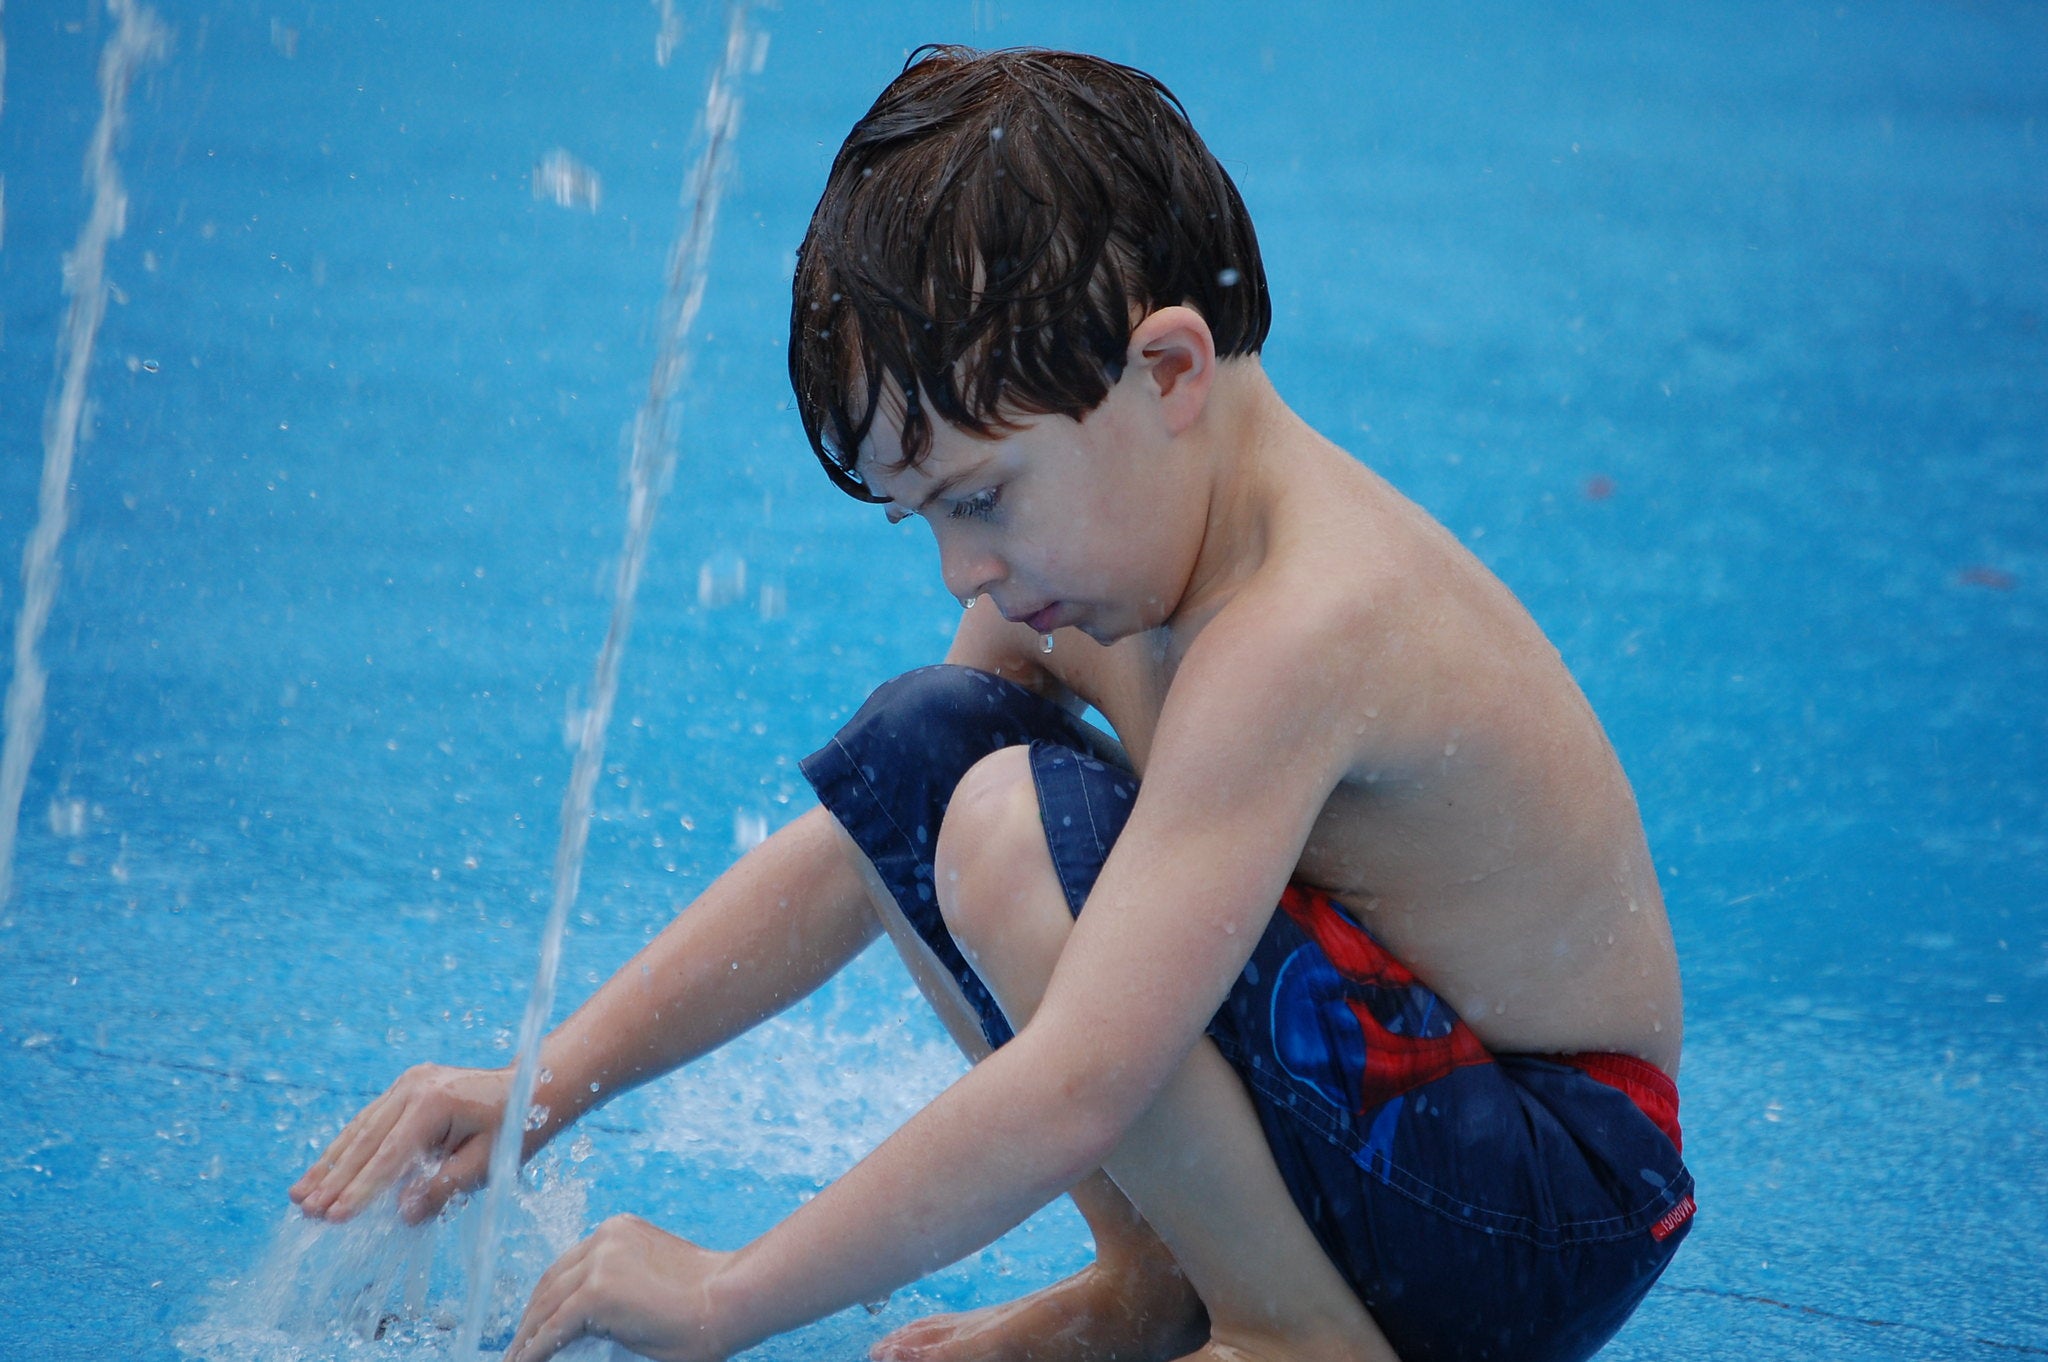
[1005,603,1065,634]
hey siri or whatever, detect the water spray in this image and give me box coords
[453,6,757,1354]
[0,0,167,909]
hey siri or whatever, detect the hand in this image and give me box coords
[505,1215,733,1362]
[288,1063,511,1224]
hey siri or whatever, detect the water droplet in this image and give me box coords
[1443,741,1458,757]
[140,358,160,373]
[1217,267,1242,286]
[1040,634,1054,653]
[960,594,977,609]
[533,148,602,212]
[734,809,769,850]
[698,553,749,608]
[46,798,87,838]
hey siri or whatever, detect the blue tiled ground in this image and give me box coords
[1,1,2041,1357]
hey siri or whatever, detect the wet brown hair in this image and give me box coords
[789,45,1271,501]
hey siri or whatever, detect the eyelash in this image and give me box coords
[947,487,1003,523]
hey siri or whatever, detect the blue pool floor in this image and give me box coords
[0,1,2043,1358]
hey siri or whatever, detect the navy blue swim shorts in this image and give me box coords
[801,665,1695,1362]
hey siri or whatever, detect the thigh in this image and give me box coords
[801,665,1127,1047]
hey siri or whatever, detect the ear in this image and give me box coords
[1126,306,1216,437]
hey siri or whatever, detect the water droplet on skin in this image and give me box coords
[1040,634,1054,653]
[961,595,977,609]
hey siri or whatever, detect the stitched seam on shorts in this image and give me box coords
[1213,1032,1686,1247]
[829,736,922,898]
[1032,747,1087,914]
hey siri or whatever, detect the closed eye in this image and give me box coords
[947,486,1003,523]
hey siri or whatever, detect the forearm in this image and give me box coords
[705,1027,1118,1352]
[530,807,881,1143]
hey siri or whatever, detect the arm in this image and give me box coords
[531,806,881,1134]
[290,806,881,1222]
[667,609,1369,1354]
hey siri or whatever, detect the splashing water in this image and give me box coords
[453,7,758,1357]
[179,1167,607,1361]
[0,0,166,910]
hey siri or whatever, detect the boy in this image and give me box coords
[290,46,1691,1362]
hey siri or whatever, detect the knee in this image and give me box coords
[854,665,1020,747]
[934,746,1048,955]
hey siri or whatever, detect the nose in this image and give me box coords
[936,533,1004,605]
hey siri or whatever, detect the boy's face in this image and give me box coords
[858,368,1208,647]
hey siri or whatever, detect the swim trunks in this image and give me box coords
[802,665,1695,1362]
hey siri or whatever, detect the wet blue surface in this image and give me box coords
[1,1,2043,1358]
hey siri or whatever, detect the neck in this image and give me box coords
[1160,356,1300,645]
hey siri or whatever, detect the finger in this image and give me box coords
[507,1255,593,1362]
[505,1298,595,1362]
[290,1090,391,1196]
[291,1091,400,1209]
[524,1240,592,1333]
[397,1133,485,1225]
[324,1101,451,1220]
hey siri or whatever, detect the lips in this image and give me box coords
[1003,603,1063,633]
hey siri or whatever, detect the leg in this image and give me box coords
[929,750,1398,1362]
[831,814,1207,1362]
[798,669,1387,1360]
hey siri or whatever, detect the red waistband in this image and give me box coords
[1556,1051,1682,1154]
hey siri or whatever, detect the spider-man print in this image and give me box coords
[1269,885,1492,1115]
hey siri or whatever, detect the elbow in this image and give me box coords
[1053,1099,1128,1181]
[1018,1036,1156,1182]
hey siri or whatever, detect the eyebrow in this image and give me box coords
[905,465,983,516]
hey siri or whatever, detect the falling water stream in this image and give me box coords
[452,7,757,1356]
[0,0,166,909]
